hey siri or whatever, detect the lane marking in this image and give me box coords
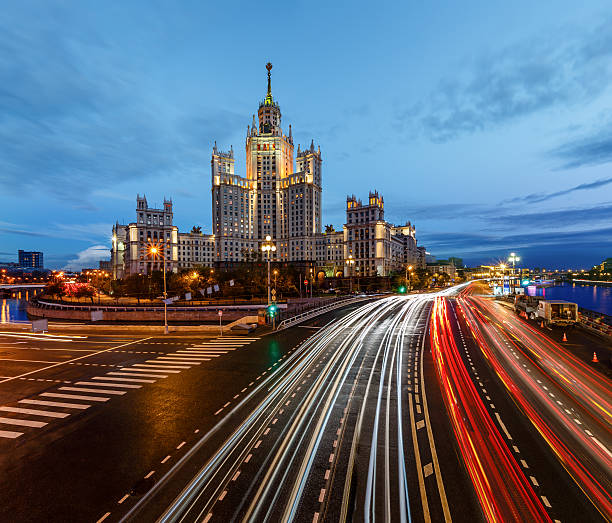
[118,368,173,375]
[59,386,125,396]
[494,412,513,440]
[0,416,47,428]
[423,462,433,477]
[144,470,155,479]
[0,337,152,385]
[108,372,166,379]
[161,455,171,464]
[19,399,89,410]
[0,406,69,418]
[118,494,129,504]
[76,381,141,389]
[41,392,108,402]
[0,429,23,439]
[96,512,111,523]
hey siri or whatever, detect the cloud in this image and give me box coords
[0,18,243,206]
[505,176,612,204]
[400,19,612,142]
[490,203,612,229]
[550,115,612,169]
[63,245,109,271]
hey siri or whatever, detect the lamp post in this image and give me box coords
[508,252,521,293]
[148,242,168,335]
[405,264,414,292]
[345,254,355,294]
[261,235,276,306]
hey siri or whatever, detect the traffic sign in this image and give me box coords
[218,309,223,316]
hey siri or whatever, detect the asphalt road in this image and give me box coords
[1,287,609,522]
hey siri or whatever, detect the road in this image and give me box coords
[0,287,609,522]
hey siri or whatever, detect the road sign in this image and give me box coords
[218,309,223,316]
[304,280,309,285]
[31,319,48,333]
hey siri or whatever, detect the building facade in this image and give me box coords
[18,250,44,269]
[212,63,322,264]
[109,65,428,279]
[343,192,425,277]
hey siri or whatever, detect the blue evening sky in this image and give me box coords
[1,1,611,270]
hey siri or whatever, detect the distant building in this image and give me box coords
[598,257,612,273]
[343,191,425,277]
[99,260,112,271]
[18,250,43,269]
[111,195,179,278]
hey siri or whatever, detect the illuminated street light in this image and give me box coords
[405,264,414,292]
[147,241,168,335]
[261,235,276,307]
[345,254,355,293]
[508,252,521,293]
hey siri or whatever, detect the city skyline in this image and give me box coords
[1,2,611,269]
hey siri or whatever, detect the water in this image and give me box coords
[526,282,612,316]
[1,289,41,323]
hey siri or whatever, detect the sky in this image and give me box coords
[1,1,611,270]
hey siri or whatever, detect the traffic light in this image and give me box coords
[267,304,277,317]
[398,286,406,294]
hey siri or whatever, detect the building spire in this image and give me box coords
[264,62,273,106]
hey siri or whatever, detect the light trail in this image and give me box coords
[430,297,551,522]
[457,290,612,520]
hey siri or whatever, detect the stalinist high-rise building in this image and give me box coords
[212,63,322,264]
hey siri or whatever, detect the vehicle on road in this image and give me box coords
[514,295,541,318]
[533,299,578,326]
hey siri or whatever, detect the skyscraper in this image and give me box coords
[212,63,322,264]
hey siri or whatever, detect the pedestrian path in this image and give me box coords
[0,337,260,439]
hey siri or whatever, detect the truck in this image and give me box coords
[514,295,542,318]
[534,300,578,327]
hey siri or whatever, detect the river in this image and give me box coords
[0,289,41,323]
[526,281,612,316]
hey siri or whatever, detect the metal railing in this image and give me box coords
[276,295,376,331]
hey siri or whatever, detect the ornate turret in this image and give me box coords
[258,62,281,135]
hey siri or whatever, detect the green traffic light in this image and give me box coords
[398,286,406,294]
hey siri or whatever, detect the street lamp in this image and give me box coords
[261,235,276,306]
[148,241,168,335]
[405,264,414,292]
[508,252,521,293]
[345,254,355,294]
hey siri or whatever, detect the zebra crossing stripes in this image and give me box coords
[76,381,142,389]
[0,406,69,418]
[0,336,262,439]
[19,399,90,409]
[95,376,154,383]
[41,392,109,402]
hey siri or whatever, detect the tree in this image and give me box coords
[44,281,65,299]
[74,285,95,303]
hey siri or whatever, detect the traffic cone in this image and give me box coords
[592,352,599,363]
[562,332,567,342]
[540,321,544,328]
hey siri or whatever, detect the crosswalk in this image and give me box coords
[0,337,259,439]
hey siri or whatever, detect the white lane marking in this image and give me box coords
[592,437,612,459]
[0,337,152,385]
[319,488,326,502]
[144,470,155,479]
[20,399,89,409]
[96,512,111,523]
[541,496,552,508]
[95,376,154,383]
[156,357,203,363]
[108,372,167,379]
[218,491,227,501]
[132,364,186,371]
[232,470,241,481]
[148,359,198,365]
[0,416,46,428]
[423,462,433,477]
[118,494,129,504]
[0,429,23,438]
[161,455,171,464]
[0,406,69,418]
[494,413,513,440]
[177,441,186,450]
[0,358,56,363]
[520,460,529,469]
[530,476,539,486]
[60,386,126,396]
[41,392,108,402]
[119,367,175,375]
[76,381,141,389]
[573,418,582,425]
